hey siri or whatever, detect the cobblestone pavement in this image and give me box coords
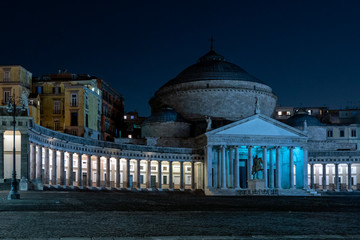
[0,190,359,239]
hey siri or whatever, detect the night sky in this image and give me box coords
[1,0,360,116]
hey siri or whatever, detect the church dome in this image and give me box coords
[286,110,324,127]
[161,50,264,89]
[149,46,277,122]
[143,107,186,124]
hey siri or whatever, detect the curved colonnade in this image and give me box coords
[28,124,204,190]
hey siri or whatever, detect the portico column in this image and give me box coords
[334,163,339,191]
[20,134,29,180]
[78,154,83,187]
[87,155,92,187]
[205,145,213,188]
[180,161,184,190]
[269,149,274,188]
[36,145,42,180]
[234,146,240,189]
[276,147,281,189]
[228,148,233,188]
[68,152,73,186]
[136,159,141,189]
[247,146,253,181]
[96,156,100,187]
[221,145,226,189]
[158,161,162,190]
[262,146,268,189]
[59,150,65,185]
[322,163,327,191]
[191,161,195,190]
[51,149,57,185]
[169,161,173,190]
[123,158,129,188]
[126,158,131,188]
[30,143,36,181]
[348,163,352,191]
[0,131,3,180]
[44,147,49,184]
[303,148,309,189]
[116,158,120,188]
[289,147,294,189]
[310,163,314,189]
[146,160,151,189]
[106,157,110,187]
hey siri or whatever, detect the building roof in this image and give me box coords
[160,49,264,89]
[285,111,324,127]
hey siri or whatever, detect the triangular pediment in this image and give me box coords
[207,114,307,138]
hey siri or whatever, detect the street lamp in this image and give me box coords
[7,95,26,200]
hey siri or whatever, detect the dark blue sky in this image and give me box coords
[1,0,360,116]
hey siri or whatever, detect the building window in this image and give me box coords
[286,111,291,116]
[98,100,101,115]
[128,134,132,139]
[327,130,333,137]
[163,175,167,185]
[70,112,78,126]
[277,111,282,116]
[3,69,10,82]
[71,93,78,107]
[124,115,127,119]
[351,129,357,137]
[3,89,11,104]
[85,94,88,109]
[340,129,345,137]
[139,175,144,184]
[85,113,89,128]
[54,120,60,131]
[307,110,312,115]
[130,115,134,119]
[36,86,43,94]
[53,100,60,114]
[53,86,61,94]
[151,166,156,171]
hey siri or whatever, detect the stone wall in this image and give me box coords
[142,122,191,138]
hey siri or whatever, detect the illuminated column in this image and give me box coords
[136,159,141,189]
[96,156,100,187]
[303,148,309,189]
[146,160,151,189]
[276,147,281,189]
[334,163,339,191]
[78,154,83,187]
[262,146,268,188]
[310,163,314,189]
[348,163,352,191]
[30,143,36,181]
[0,131,3,180]
[51,149,57,185]
[68,152,73,186]
[122,158,128,188]
[44,147,49,184]
[221,146,226,189]
[247,146,253,181]
[191,161,195,190]
[289,147,294,189]
[234,146,240,189]
[158,161,162,190]
[269,149,274,188]
[36,145,42,180]
[59,150,65,185]
[228,148,233,188]
[206,145,213,188]
[180,161,184,190]
[116,158,120,188]
[87,155,92,187]
[106,157,110,187]
[169,161,173,190]
[322,163,327,191]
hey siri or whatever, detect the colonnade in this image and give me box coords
[29,143,203,190]
[309,163,357,191]
[206,145,307,190]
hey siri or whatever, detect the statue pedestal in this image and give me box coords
[248,179,265,190]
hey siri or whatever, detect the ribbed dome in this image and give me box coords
[161,50,263,88]
[143,107,186,124]
[286,111,324,127]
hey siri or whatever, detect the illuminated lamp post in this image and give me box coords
[7,95,26,200]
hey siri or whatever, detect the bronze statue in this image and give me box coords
[252,155,263,179]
